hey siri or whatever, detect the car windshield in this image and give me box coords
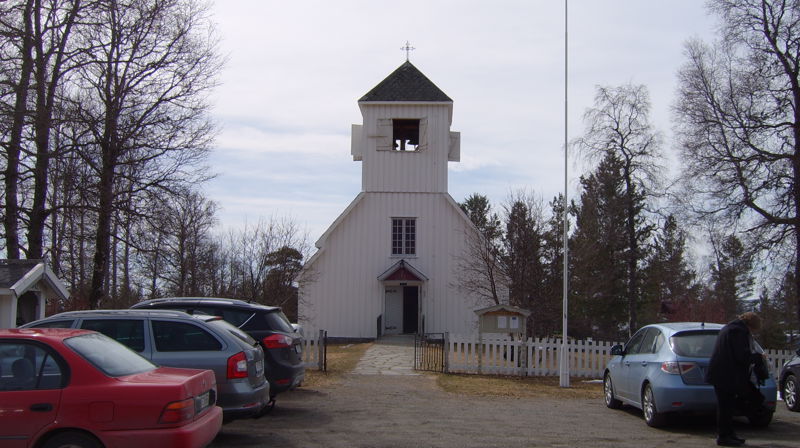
[65,332,156,377]
[670,330,719,357]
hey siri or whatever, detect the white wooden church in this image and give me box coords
[298,61,485,339]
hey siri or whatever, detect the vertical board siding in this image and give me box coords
[299,192,482,338]
[298,96,483,339]
[361,104,451,193]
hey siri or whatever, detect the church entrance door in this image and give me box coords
[384,287,403,335]
[402,286,418,334]
[384,285,419,335]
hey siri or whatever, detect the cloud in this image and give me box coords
[206,0,718,241]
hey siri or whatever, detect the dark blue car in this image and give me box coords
[603,322,777,427]
[779,347,800,411]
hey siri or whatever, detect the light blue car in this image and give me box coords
[603,322,777,427]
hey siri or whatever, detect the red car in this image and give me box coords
[0,328,222,448]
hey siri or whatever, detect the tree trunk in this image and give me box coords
[89,156,115,309]
[4,0,36,259]
[625,168,638,336]
[27,0,81,259]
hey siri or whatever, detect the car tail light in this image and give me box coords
[159,398,195,424]
[661,361,697,374]
[263,334,292,349]
[227,351,249,379]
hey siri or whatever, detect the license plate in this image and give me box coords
[294,344,302,354]
[256,360,264,375]
[196,391,210,411]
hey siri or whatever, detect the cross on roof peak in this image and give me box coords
[401,41,415,62]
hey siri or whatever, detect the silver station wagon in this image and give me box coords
[23,309,270,422]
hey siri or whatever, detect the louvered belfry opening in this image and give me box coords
[393,119,420,151]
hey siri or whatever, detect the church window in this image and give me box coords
[392,119,419,151]
[391,218,416,255]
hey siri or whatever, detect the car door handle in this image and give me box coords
[30,403,53,412]
[640,361,647,366]
[623,361,630,366]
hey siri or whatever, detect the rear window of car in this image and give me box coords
[670,330,719,357]
[80,319,146,352]
[152,320,222,352]
[265,310,294,333]
[239,309,294,333]
[207,318,257,346]
[65,333,156,377]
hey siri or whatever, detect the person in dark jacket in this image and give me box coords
[705,312,762,447]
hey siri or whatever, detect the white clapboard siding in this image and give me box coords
[360,104,452,194]
[298,84,481,340]
[447,335,797,380]
[298,191,479,339]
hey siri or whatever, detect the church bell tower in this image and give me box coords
[350,61,461,194]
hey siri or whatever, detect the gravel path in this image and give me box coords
[211,337,800,448]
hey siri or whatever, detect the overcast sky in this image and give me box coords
[205,0,718,242]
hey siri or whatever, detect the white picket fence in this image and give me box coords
[300,329,326,370]
[447,334,796,379]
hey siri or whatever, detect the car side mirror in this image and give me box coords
[611,344,624,356]
[796,348,800,357]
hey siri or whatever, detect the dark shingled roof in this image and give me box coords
[0,259,42,288]
[359,61,452,102]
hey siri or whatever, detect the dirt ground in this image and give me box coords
[210,372,800,448]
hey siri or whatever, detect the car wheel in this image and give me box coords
[784,374,800,411]
[604,373,622,409]
[748,411,773,428]
[42,431,102,448]
[642,384,666,427]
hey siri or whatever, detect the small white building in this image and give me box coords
[0,259,69,328]
[298,61,486,339]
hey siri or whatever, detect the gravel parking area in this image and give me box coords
[211,372,800,448]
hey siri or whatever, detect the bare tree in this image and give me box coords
[575,84,663,335]
[0,0,88,259]
[69,0,221,308]
[455,194,506,306]
[27,0,85,259]
[156,189,218,296]
[224,217,309,303]
[675,0,800,331]
[1,0,36,259]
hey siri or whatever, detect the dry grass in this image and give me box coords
[301,342,372,388]
[436,373,603,400]
[299,342,601,401]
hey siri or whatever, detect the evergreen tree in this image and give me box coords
[757,290,788,350]
[501,194,545,335]
[570,154,630,340]
[641,215,698,323]
[538,195,568,337]
[709,234,754,321]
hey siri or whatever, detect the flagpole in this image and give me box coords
[559,0,570,389]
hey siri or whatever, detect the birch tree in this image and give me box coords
[576,84,662,335]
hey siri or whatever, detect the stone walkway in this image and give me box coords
[352,334,420,375]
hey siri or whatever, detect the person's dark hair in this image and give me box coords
[738,311,762,332]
